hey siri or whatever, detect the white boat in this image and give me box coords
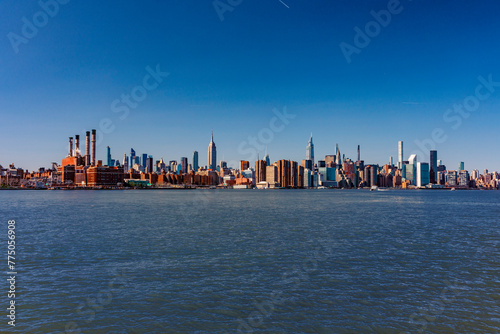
[370,186,378,191]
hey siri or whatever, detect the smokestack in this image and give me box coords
[91,129,96,166]
[357,145,360,161]
[69,137,73,157]
[75,135,80,156]
[85,131,90,165]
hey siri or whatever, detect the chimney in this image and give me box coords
[91,129,96,165]
[69,137,73,157]
[85,131,91,165]
[75,135,80,156]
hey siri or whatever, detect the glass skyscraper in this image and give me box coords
[306,134,314,165]
[192,151,199,172]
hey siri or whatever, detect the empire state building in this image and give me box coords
[208,131,217,171]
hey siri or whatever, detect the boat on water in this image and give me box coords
[370,186,378,191]
[450,188,456,191]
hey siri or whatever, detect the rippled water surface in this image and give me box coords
[2,189,500,333]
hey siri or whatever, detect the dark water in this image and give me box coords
[1,189,499,333]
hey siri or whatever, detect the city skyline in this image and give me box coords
[1,128,498,174]
[1,1,499,171]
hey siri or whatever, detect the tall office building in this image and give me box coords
[277,159,290,188]
[398,141,403,169]
[142,153,148,168]
[289,161,298,188]
[146,156,153,173]
[181,157,188,174]
[264,147,270,166]
[357,145,360,162]
[459,162,465,171]
[266,165,278,187]
[207,131,217,171]
[123,153,129,172]
[130,148,136,170]
[406,154,417,184]
[306,134,314,165]
[192,151,199,172]
[430,150,438,183]
[335,144,341,165]
[170,160,177,172]
[417,162,430,188]
[255,160,267,183]
[240,160,250,171]
[301,159,313,171]
[106,146,112,166]
[458,170,469,187]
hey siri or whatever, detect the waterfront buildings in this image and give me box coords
[5,132,499,190]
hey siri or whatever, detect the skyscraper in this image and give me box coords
[146,156,153,173]
[306,134,314,165]
[106,146,112,166]
[264,146,270,166]
[130,148,136,169]
[336,144,341,166]
[240,160,249,171]
[256,160,266,183]
[277,159,290,188]
[192,151,199,172]
[430,150,438,183]
[123,153,129,172]
[142,153,148,168]
[181,157,188,174]
[417,162,430,188]
[357,145,360,162]
[398,141,403,169]
[407,154,417,184]
[207,131,217,171]
[459,162,465,171]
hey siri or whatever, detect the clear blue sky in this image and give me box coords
[1,0,499,172]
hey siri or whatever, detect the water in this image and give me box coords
[1,189,499,333]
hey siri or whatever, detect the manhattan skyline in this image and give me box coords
[1,1,499,171]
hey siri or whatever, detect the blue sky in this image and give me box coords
[1,0,499,171]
